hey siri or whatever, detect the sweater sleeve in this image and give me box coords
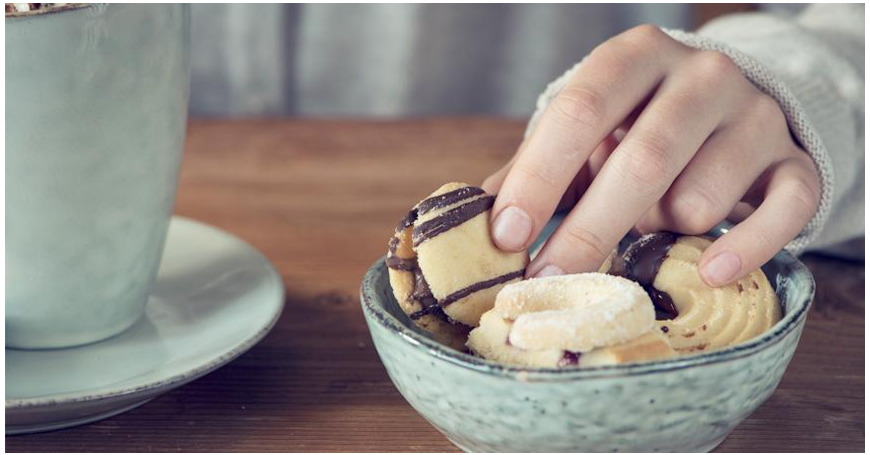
[526,4,865,258]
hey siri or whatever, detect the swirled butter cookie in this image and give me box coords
[386,183,529,350]
[467,273,676,368]
[618,233,782,353]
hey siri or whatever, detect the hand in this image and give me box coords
[483,25,821,287]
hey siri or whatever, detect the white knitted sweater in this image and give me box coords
[527,4,864,258]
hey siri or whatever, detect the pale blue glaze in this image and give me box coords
[6,217,285,434]
[6,5,190,348]
[361,225,814,452]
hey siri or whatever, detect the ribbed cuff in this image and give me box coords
[664,28,834,254]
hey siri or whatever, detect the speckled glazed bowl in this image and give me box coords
[360,226,814,452]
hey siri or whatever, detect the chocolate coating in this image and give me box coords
[409,267,447,321]
[439,269,525,307]
[386,253,448,322]
[417,186,485,215]
[388,236,400,254]
[396,208,418,231]
[621,232,679,320]
[385,255,416,271]
[412,195,495,246]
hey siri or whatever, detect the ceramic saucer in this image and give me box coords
[6,217,285,435]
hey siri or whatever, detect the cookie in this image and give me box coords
[467,232,782,368]
[495,273,656,352]
[467,273,676,368]
[387,219,470,351]
[386,182,529,350]
[466,308,566,368]
[617,233,782,353]
[578,331,677,367]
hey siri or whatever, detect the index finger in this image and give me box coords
[527,51,741,276]
[491,26,684,252]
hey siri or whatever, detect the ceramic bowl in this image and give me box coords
[360,226,814,452]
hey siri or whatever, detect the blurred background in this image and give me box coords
[189,3,803,118]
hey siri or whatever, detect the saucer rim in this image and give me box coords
[5,216,285,410]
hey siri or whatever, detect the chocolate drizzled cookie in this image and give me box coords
[386,182,529,350]
[633,235,782,353]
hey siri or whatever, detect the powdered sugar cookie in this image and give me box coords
[496,273,656,352]
[467,273,676,368]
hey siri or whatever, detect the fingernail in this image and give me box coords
[534,264,565,278]
[492,206,533,251]
[702,252,742,286]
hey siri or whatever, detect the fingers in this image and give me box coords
[528,52,737,276]
[635,121,776,235]
[726,202,757,224]
[482,141,524,194]
[554,134,621,212]
[485,134,621,213]
[699,156,821,286]
[491,26,683,252]
[486,31,816,285]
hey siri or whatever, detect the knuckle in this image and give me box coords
[688,51,741,86]
[561,224,611,261]
[550,86,608,130]
[617,134,674,193]
[602,25,672,63]
[785,169,822,218]
[747,95,787,130]
[621,24,669,48]
[670,191,726,234]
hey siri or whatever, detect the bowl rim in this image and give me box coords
[360,241,814,381]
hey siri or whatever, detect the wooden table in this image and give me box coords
[7,119,864,452]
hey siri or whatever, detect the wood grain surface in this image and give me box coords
[6,119,864,453]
